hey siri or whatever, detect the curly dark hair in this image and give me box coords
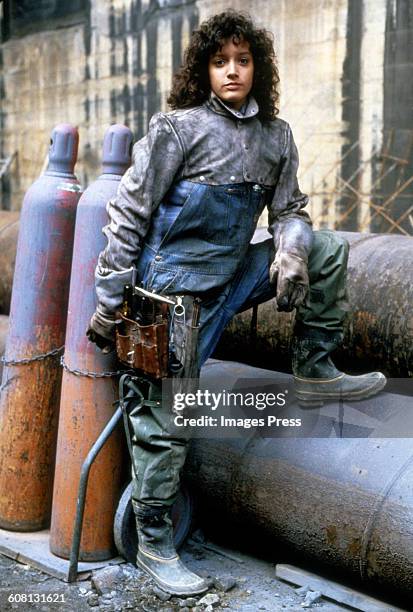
[167,10,280,122]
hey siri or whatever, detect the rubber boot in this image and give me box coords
[292,330,386,406]
[133,502,208,596]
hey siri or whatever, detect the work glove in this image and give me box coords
[269,251,309,312]
[86,309,117,354]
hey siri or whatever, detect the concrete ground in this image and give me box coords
[0,534,352,612]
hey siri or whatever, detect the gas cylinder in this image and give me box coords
[0,124,81,531]
[50,125,133,561]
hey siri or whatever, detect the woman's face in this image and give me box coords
[208,37,254,110]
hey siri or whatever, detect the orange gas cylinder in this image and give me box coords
[0,125,81,530]
[50,124,133,560]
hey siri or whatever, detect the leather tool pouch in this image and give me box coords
[116,302,169,379]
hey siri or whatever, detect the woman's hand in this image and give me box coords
[86,310,117,354]
[269,251,309,312]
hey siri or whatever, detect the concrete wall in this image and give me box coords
[372,0,413,235]
[0,0,412,234]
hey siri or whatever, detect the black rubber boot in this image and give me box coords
[133,502,208,596]
[292,329,386,406]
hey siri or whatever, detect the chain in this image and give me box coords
[1,346,65,366]
[0,346,132,379]
[60,356,133,379]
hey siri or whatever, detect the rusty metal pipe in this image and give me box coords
[216,229,413,377]
[185,360,413,599]
[0,125,81,531]
[0,226,412,376]
[50,125,133,561]
[0,212,19,315]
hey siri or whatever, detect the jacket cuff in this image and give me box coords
[95,266,134,316]
[90,308,118,341]
[273,218,314,261]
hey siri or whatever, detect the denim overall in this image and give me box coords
[136,178,348,366]
[136,179,269,362]
[129,179,349,508]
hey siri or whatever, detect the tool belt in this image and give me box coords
[116,285,201,380]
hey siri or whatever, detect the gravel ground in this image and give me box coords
[0,533,352,612]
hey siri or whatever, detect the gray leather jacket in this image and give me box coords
[95,93,313,317]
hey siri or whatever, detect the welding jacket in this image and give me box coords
[94,93,313,318]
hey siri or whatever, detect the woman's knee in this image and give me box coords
[313,230,348,258]
[309,230,349,277]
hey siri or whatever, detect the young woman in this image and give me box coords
[88,10,386,596]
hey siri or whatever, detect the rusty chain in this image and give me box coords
[1,346,65,366]
[0,347,131,379]
[60,356,133,379]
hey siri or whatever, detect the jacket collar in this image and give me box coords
[205,92,259,120]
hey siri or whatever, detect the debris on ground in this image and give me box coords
[198,592,220,606]
[301,590,322,608]
[295,584,311,595]
[91,565,123,595]
[213,575,237,592]
[152,586,172,601]
[0,538,360,611]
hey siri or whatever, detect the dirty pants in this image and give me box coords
[128,230,349,508]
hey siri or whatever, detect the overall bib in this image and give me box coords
[128,179,349,508]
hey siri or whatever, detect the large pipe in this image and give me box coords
[0,226,411,377]
[0,212,19,315]
[0,125,81,531]
[185,360,413,601]
[216,230,413,377]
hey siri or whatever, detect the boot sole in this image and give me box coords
[136,555,208,596]
[295,374,387,407]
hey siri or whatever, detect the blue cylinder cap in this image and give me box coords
[47,124,79,174]
[102,124,133,175]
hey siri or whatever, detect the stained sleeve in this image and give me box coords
[268,123,314,259]
[94,113,184,315]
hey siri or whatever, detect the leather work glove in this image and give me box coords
[86,310,117,354]
[269,251,309,312]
